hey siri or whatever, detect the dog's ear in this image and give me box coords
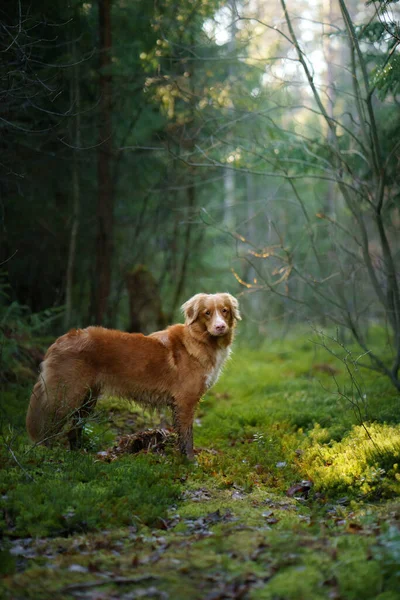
[181,294,205,325]
[226,294,241,321]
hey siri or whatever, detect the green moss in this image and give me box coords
[1,331,400,599]
[334,536,383,599]
[253,565,325,600]
[0,448,183,536]
[299,423,400,497]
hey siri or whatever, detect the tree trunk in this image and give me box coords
[93,0,113,325]
[168,182,195,320]
[223,0,236,229]
[126,266,166,334]
[324,0,337,216]
[64,38,81,330]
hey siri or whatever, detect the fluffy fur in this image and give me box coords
[26,293,241,458]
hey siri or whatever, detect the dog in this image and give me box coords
[26,293,241,459]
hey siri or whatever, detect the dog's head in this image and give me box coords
[181,293,241,337]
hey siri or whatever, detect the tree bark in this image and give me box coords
[324,0,337,216]
[93,0,113,325]
[169,182,195,319]
[64,38,81,330]
[223,0,236,229]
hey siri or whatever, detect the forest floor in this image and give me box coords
[1,331,400,599]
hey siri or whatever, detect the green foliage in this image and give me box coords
[356,17,400,98]
[0,278,62,384]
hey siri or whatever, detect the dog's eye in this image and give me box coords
[222,308,228,314]
[205,310,211,316]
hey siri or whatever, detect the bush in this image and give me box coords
[0,277,63,384]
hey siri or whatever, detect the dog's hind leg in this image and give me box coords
[67,386,100,449]
[27,359,97,447]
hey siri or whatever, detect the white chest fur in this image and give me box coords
[205,347,231,390]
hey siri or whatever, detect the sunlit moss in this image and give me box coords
[300,423,400,497]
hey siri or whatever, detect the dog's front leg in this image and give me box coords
[172,401,197,460]
[179,423,193,459]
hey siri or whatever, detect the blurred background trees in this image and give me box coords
[1,0,399,386]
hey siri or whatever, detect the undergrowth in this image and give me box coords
[0,278,62,385]
[1,330,400,599]
[0,445,182,536]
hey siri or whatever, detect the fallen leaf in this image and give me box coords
[287,480,313,498]
[347,522,363,533]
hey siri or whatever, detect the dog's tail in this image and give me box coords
[26,367,56,444]
[26,376,46,444]
[26,361,84,445]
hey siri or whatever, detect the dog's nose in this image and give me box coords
[216,324,226,332]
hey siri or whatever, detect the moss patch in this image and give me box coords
[1,333,400,599]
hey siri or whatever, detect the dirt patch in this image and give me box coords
[97,429,177,462]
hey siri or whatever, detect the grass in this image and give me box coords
[1,331,400,599]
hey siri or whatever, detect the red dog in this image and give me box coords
[26,293,241,458]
